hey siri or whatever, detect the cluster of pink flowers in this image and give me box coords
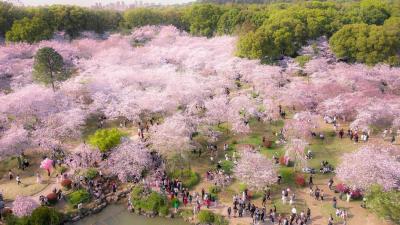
[12,196,39,217]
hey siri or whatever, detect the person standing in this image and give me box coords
[36,172,42,184]
[262,194,267,207]
[328,215,334,225]
[16,175,21,185]
[112,182,117,193]
[306,208,311,221]
[8,170,13,180]
[339,129,344,139]
[56,174,60,183]
[309,175,313,186]
[346,193,351,202]
[227,207,231,218]
[333,196,337,209]
[291,207,297,216]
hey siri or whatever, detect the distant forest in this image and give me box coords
[1,0,399,65]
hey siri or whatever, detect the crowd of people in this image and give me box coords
[227,189,312,225]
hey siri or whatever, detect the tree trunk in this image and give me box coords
[50,71,55,92]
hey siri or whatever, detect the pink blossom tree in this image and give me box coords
[336,143,400,190]
[234,151,277,190]
[12,196,39,217]
[149,114,197,156]
[104,140,153,182]
[285,139,308,170]
[0,125,30,159]
[65,144,102,170]
[204,95,229,126]
[283,112,319,140]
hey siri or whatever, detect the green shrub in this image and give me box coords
[238,183,247,193]
[88,128,125,152]
[366,185,400,224]
[168,169,200,188]
[220,160,234,175]
[209,185,221,195]
[130,187,168,214]
[179,209,193,220]
[209,193,218,201]
[131,185,145,200]
[197,210,228,225]
[214,214,229,225]
[57,166,67,174]
[295,55,312,68]
[198,210,215,224]
[142,192,167,213]
[158,205,170,216]
[68,189,90,207]
[85,168,98,180]
[280,167,295,185]
[4,214,30,225]
[29,206,63,225]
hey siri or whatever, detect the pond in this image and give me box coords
[73,204,190,225]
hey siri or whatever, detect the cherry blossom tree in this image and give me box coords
[0,125,30,159]
[2,24,400,172]
[336,143,400,190]
[12,196,39,217]
[204,95,229,125]
[234,151,277,190]
[285,139,308,170]
[149,113,197,156]
[65,144,102,170]
[283,111,319,140]
[104,140,154,182]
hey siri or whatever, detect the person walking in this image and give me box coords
[328,178,334,190]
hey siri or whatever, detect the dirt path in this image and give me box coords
[298,179,393,225]
[31,176,62,203]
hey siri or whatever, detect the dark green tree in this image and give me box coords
[0,1,27,37]
[217,8,243,35]
[5,17,53,43]
[123,8,162,29]
[360,0,390,25]
[184,4,223,37]
[33,47,66,91]
[329,23,400,65]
